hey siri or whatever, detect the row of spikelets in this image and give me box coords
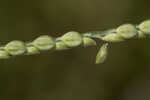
[0,19,150,64]
[0,31,97,59]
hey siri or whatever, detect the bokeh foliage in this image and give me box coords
[0,0,150,100]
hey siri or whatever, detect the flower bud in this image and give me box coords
[33,35,55,51]
[116,24,137,39]
[96,43,108,64]
[26,46,40,55]
[0,50,9,59]
[56,41,68,50]
[102,33,124,42]
[5,40,26,55]
[60,31,82,47]
[139,20,150,34]
[83,37,96,47]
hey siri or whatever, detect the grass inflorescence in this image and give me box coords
[0,20,150,64]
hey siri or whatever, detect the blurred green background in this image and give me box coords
[0,0,150,100]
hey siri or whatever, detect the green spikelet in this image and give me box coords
[96,43,108,64]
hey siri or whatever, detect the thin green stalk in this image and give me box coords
[0,19,150,64]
